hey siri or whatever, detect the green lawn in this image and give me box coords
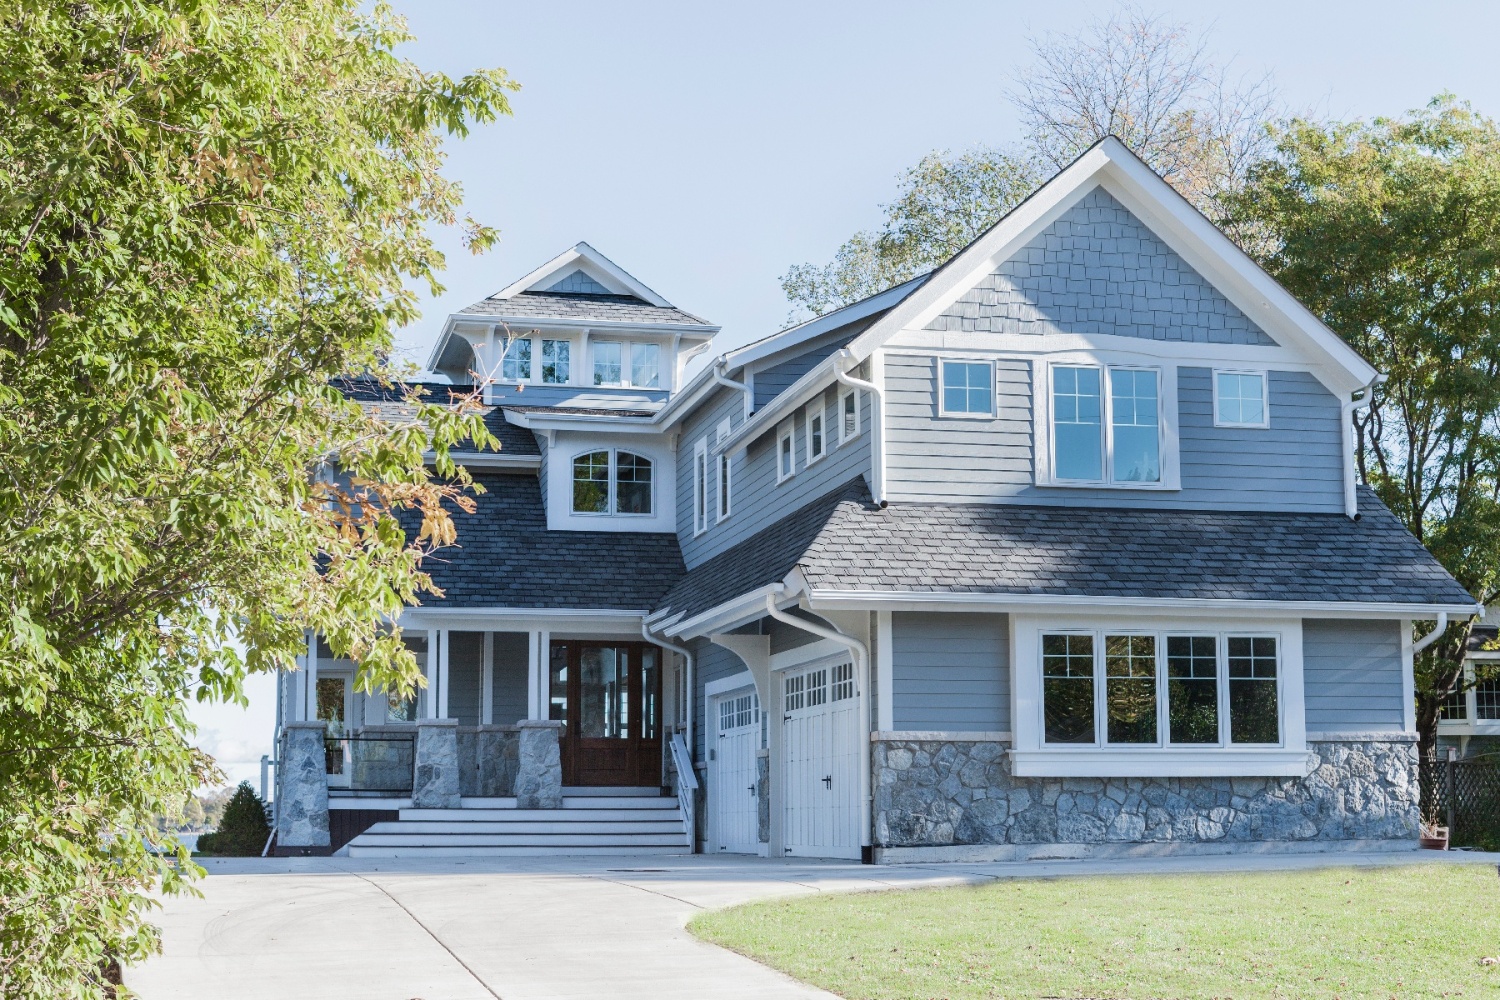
[689,864,1500,999]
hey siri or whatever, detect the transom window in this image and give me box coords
[1041,629,1281,747]
[593,340,662,388]
[939,358,995,417]
[572,449,652,515]
[1049,364,1162,485]
[1215,370,1269,428]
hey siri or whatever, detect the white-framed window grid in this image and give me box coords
[776,419,796,484]
[1035,359,1178,490]
[1037,627,1285,750]
[692,438,709,536]
[838,386,862,444]
[1212,369,1270,428]
[571,447,654,517]
[804,398,827,465]
[715,418,733,523]
[592,339,663,389]
[937,356,997,418]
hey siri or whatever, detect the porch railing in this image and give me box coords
[669,732,697,850]
[325,734,416,794]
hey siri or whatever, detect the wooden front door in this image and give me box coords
[549,641,662,787]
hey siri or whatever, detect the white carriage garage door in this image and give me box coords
[781,660,861,859]
[712,691,761,854]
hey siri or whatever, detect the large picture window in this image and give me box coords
[1039,628,1281,748]
[571,449,653,516]
[1048,364,1164,486]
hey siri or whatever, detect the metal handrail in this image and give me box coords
[669,732,697,851]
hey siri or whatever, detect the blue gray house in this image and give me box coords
[274,138,1477,861]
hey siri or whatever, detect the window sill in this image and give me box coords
[1034,479,1179,492]
[1010,747,1315,778]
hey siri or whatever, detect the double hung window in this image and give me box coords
[1039,628,1282,748]
[1048,364,1163,485]
[572,449,653,516]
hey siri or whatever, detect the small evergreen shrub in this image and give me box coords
[196,781,270,856]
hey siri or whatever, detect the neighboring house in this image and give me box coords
[1437,608,1500,759]
[275,138,1478,862]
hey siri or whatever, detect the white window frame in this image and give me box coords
[540,337,572,385]
[571,447,654,518]
[591,338,665,389]
[499,335,533,383]
[776,419,796,484]
[838,386,862,444]
[937,356,997,419]
[1010,613,1308,777]
[1033,358,1181,491]
[692,438,709,536]
[804,399,827,465]
[1212,369,1271,429]
[715,419,733,523]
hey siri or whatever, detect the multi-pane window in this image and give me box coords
[720,693,759,732]
[542,339,570,383]
[631,343,661,388]
[501,337,532,381]
[1041,629,1281,747]
[939,359,995,416]
[572,449,652,516]
[777,421,795,483]
[831,662,855,701]
[806,402,826,463]
[784,672,805,711]
[593,340,662,388]
[1439,681,1468,721]
[839,388,862,442]
[1477,677,1500,720]
[592,341,623,386]
[1050,364,1162,485]
[1215,371,1268,427]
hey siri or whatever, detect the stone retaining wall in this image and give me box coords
[873,738,1419,849]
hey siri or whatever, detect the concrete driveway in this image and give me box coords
[127,850,1500,1000]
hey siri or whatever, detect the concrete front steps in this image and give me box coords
[343,786,689,858]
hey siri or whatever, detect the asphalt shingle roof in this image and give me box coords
[458,290,711,327]
[335,377,540,457]
[654,482,1474,621]
[409,472,684,610]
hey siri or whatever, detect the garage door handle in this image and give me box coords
[748,785,755,794]
[822,775,832,789]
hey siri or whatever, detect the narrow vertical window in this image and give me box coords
[693,439,708,535]
[1052,366,1103,480]
[572,451,610,513]
[615,452,652,514]
[501,337,532,381]
[1167,635,1219,744]
[1105,634,1157,744]
[806,403,825,463]
[1042,633,1095,744]
[1227,636,1279,743]
[1215,371,1268,427]
[777,422,795,483]
[1110,368,1160,483]
[542,339,570,383]
[593,341,623,386]
[940,359,995,416]
[839,388,861,443]
[718,453,732,521]
[631,343,661,388]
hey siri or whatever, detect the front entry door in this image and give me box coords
[550,641,662,786]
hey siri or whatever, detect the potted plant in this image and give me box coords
[1420,818,1450,851]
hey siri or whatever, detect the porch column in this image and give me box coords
[481,631,495,725]
[527,629,550,720]
[293,631,319,723]
[412,718,461,809]
[425,628,448,720]
[515,719,563,808]
[276,721,330,853]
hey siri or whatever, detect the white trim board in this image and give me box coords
[705,670,757,699]
[805,590,1482,620]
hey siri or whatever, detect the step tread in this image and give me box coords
[366,821,684,835]
[349,834,688,847]
[345,845,687,858]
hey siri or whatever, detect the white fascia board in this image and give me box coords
[458,315,718,336]
[804,589,1483,620]
[491,242,675,307]
[658,584,789,639]
[840,137,1379,399]
[395,607,648,633]
[424,314,463,373]
[723,274,928,371]
[715,354,843,454]
[500,408,660,432]
[423,451,542,470]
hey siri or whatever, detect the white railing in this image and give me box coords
[669,732,698,851]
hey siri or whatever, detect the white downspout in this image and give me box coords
[643,621,696,774]
[835,349,886,507]
[765,588,874,855]
[1342,376,1383,519]
[1412,612,1449,655]
[713,359,752,420]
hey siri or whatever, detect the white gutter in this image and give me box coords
[1412,612,1450,655]
[764,587,873,852]
[643,621,696,777]
[712,359,753,420]
[1342,375,1384,519]
[834,348,886,506]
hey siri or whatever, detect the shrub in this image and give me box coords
[197,782,270,856]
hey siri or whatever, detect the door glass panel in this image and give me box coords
[549,643,569,723]
[640,647,659,740]
[579,646,630,738]
[316,677,346,734]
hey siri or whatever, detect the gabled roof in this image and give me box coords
[457,291,710,327]
[335,377,540,458]
[491,241,674,307]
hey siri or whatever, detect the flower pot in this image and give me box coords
[1420,827,1449,850]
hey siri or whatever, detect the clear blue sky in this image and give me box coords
[201,0,1500,791]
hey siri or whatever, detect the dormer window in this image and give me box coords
[501,337,532,381]
[542,339,570,384]
[572,449,653,516]
[594,340,662,389]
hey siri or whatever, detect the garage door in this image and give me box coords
[712,691,761,854]
[781,660,861,859]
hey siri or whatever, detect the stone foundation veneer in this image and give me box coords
[873,737,1419,854]
[412,719,461,809]
[277,722,331,850]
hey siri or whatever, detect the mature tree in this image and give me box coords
[1226,96,1500,757]
[0,2,513,995]
[781,4,1278,319]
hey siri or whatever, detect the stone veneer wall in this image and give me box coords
[873,738,1419,851]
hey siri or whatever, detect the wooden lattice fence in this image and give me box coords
[1420,755,1500,848]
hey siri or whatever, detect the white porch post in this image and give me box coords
[426,629,449,720]
[527,630,550,720]
[875,611,894,733]
[481,631,495,725]
[302,631,319,723]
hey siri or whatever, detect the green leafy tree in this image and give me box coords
[196,783,270,857]
[0,1,514,995]
[1226,95,1500,757]
[782,4,1278,319]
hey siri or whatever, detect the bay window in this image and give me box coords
[1045,363,1167,487]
